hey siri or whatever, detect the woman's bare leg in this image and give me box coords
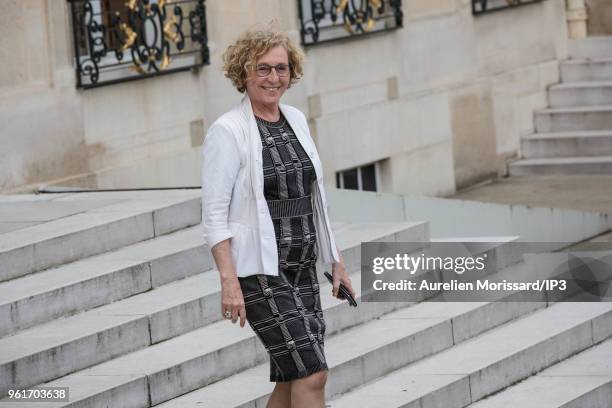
[290,370,327,408]
[266,381,292,408]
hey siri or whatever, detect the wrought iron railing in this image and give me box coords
[298,0,403,46]
[68,0,209,88]
[472,0,545,15]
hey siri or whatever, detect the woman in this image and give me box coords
[201,26,356,408]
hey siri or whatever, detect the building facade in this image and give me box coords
[1,0,570,195]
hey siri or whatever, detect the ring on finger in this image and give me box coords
[224,310,232,319]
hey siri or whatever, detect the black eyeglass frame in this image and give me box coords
[254,63,292,77]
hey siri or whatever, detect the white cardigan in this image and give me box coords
[201,94,340,277]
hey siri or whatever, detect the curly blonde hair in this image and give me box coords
[222,26,305,93]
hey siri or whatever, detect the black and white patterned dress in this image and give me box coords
[238,113,327,382]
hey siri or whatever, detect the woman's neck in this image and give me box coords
[251,101,280,122]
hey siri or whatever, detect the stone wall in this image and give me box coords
[586,0,612,36]
[0,0,568,195]
[301,0,566,192]
[0,0,88,190]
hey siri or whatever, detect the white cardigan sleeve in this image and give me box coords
[201,123,241,250]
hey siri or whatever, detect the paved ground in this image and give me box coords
[450,175,612,245]
[451,175,612,214]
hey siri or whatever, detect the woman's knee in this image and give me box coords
[294,370,327,390]
[275,381,292,393]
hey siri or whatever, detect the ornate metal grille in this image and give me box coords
[298,0,403,46]
[472,0,546,15]
[68,0,209,88]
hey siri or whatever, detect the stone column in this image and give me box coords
[567,0,588,39]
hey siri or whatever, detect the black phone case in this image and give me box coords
[324,272,358,307]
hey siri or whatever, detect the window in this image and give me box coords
[336,162,379,192]
[101,0,138,52]
[471,0,546,15]
[298,0,403,46]
[68,0,210,88]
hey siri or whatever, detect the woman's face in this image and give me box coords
[245,45,291,109]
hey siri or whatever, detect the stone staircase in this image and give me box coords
[0,190,610,407]
[510,37,612,176]
[154,251,612,408]
[0,190,428,406]
[467,337,612,408]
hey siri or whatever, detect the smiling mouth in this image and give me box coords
[262,87,280,91]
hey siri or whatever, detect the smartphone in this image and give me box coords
[323,272,358,307]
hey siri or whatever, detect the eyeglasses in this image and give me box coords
[255,64,291,77]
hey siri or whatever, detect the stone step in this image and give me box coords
[0,270,220,396]
[0,220,428,339]
[318,221,431,275]
[467,338,612,408]
[429,237,523,269]
[561,58,612,82]
[158,301,543,408]
[535,105,612,132]
[134,247,580,408]
[0,236,521,405]
[0,237,530,406]
[152,256,541,408]
[508,156,612,176]
[0,221,431,397]
[0,190,202,283]
[521,131,612,158]
[328,300,612,408]
[0,275,408,406]
[0,226,212,338]
[549,82,612,108]
[0,193,118,234]
[569,37,612,60]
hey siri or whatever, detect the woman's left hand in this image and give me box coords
[331,260,356,300]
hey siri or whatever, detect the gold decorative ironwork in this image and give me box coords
[119,23,137,51]
[160,51,171,69]
[336,0,381,34]
[163,15,179,43]
[125,0,137,11]
[299,0,402,46]
[129,55,147,74]
[70,0,209,88]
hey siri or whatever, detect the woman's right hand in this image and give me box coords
[210,239,247,328]
[221,276,246,327]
